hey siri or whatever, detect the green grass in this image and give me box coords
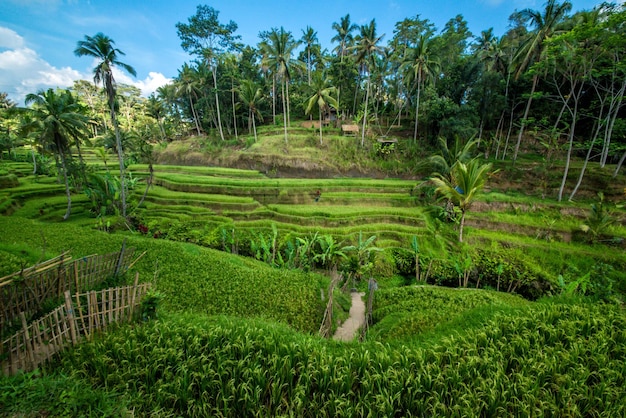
[0,216,326,333]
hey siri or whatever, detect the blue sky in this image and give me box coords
[0,0,603,105]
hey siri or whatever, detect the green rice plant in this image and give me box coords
[49,301,626,417]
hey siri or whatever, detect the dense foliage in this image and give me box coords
[53,300,626,417]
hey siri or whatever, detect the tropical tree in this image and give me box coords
[427,136,478,181]
[74,32,136,218]
[146,94,167,141]
[222,53,240,139]
[510,0,572,163]
[260,27,303,144]
[331,14,359,117]
[401,35,439,142]
[305,73,338,145]
[342,231,382,282]
[301,26,318,85]
[175,63,203,135]
[314,234,347,273]
[331,14,358,62]
[238,79,264,142]
[431,158,493,242]
[176,5,241,141]
[353,19,385,147]
[24,89,89,220]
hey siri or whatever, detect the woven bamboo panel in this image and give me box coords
[1,281,151,375]
[0,248,135,336]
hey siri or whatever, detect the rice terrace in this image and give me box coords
[1,1,626,416]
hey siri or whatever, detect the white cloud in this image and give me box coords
[0,26,172,105]
[113,68,173,97]
[0,27,25,49]
[0,43,84,105]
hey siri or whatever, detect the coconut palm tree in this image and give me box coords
[427,136,478,180]
[510,0,572,163]
[331,14,358,62]
[238,79,264,142]
[401,35,439,142]
[24,89,89,220]
[431,158,493,243]
[175,63,203,135]
[301,26,318,85]
[260,27,304,144]
[305,73,338,145]
[74,33,136,218]
[353,19,385,147]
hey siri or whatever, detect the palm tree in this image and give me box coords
[331,14,359,119]
[427,136,478,180]
[175,63,203,135]
[74,33,136,218]
[238,79,264,142]
[305,73,338,145]
[24,89,89,220]
[222,53,240,139]
[353,19,385,147]
[331,14,358,62]
[146,94,167,141]
[301,26,318,85]
[510,0,572,163]
[260,27,303,144]
[401,35,439,142]
[431,158,493,243]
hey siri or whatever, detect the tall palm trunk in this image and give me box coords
[58,146,72,221]
[286,79,291,128]
[413,71,422,142]
[513,74,538,163]
[272,74,276,125]
[319,108,324,145]
[189,93,201,135]
[459,210,466,243]
[361,74,371,147]
[31,149,37,175]
[252,110,258,143]
[212,68,225,141]
[231,78,238,140]
[107,92,127,218]
[281,80,288,144]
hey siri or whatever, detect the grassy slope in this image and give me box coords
[1,132,626,415]
[0,216,325,333]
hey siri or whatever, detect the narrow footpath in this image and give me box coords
[333,292,366,342]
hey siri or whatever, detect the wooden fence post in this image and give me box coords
[114,238,127,277]
[131,272,139,319]
[63,290,78,345]
[19,312,35,369]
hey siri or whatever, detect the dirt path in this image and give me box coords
[333,292,366,342]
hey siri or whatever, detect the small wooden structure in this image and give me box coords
[341,124,360,136]
[376,137,398,146]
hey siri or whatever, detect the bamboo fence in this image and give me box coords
[0,245,135,336]
[319,270,341,338]
[1,277,151,376]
